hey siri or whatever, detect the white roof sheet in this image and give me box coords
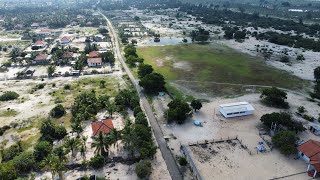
[220,102,254,114]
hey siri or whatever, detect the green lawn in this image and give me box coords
[137,44,308,96]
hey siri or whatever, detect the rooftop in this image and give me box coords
[91,119,114,136]
[87,57,102,63]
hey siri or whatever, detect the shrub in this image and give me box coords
[0,91,19,101]
[178,156,188,166]
[280,56,290,63]
[35,83,46,89]
[2,144,22,162]
[89,155,105,169]
[64,84,71,90]
[260,87,289,108]
[50,104,66,118]
[135,160,152,179]
[12,151,35,173]
[297,106,306,114]
[33,141,52,162]
[0,161,17,180]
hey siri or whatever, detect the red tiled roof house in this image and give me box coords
[91,119,114,136]
[87,57,102,67]
[298,140,320,178]
[32,40,47,49]
[32,54,52,65]
[88,51,100,58]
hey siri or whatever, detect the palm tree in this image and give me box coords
[109,128,121,147]
[64,137,80,158]
[44,154,65,180]
[80,136,87,161]
[106,101,116,118]
[121,119,134,156]
[91,132,113,156]
[71,121,83,137]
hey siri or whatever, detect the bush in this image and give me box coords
[50,104,66,118]
[33,141,52,162]
[280,56,290,63]
[64,84,71,90]
[35,83,46,89]
[89,155,105,169]
[12,151,35,173]
[0,91,19,101]
[135,160,152,179]
[178,156,188,166]
[2,144,22,162]
[297,106,306,114]
[0,161,17,180]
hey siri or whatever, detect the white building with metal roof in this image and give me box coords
[219,102,254,118]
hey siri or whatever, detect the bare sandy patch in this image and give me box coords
[173,61,192,71]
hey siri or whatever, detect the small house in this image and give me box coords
[219,102,254,118]
[32,54,51,65]
[60,36,71,45]
[32,40,47,49]
[36,29,51,36]
[89,51,100,58]
[94,34,105,42]
[297,140,320,178]
[31,22,39,29]
[87,58,102,67]
[91,119,114,136]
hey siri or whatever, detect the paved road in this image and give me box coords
[99,12,183,180]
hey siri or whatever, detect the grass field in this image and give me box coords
[137,44,308,96]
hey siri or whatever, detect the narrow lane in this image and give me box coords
[99,11,183,180]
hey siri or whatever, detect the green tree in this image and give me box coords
[139,73,165,94]
[64,137,80,158]
[260,112,305,133]
[167,99,191,124]
[91,132,113,156]
[34,141,52,162]
[47,65,56,77]
[12,151,35,173]
[106,101,116,118]
[138,64,154,79]
[71,121,83,137]
[43,154,66,180]
[100,80,106,88]
[296,54,305,61]
[190,99,202,111]
[272,131,298,155]
[50,104,66,118]
[0,162,17,180]
[314,66,320,82]
[135,160,152,179]
[260,87,289,108]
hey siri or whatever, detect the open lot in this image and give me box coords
[152,91,320,179]
[137,44,309,96]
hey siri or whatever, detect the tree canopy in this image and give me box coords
[260,87,289,108]
[139,73,165,94]
[167,99,191,124]
[272,131,298,155]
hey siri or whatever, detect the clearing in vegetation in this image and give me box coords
[137,44,308,96]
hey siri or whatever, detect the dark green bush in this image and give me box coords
[0,91,19,101]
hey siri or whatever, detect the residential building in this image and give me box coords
[32,54,51,65]
[91,119,114,136]
[298,140,320,178]
[60,36,71,44]
[87,57,102,67]
[32,40,47,49]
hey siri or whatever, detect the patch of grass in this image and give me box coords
[0,109,19,117]
[56,113,72,129]
[165,83,194,101]
[21,133,41,150]
[137,44,308,93]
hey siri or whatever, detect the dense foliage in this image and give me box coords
[260,87,289,108]
[260,112,305,133]
[135,160,152,179]
[139,73,166,94]
[272,131,298,155]
[50,104,66,118]
[167,99,191,124]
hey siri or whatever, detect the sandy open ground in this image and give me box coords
[152,92,320,179]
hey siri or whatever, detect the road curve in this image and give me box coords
[99,11,183,180]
